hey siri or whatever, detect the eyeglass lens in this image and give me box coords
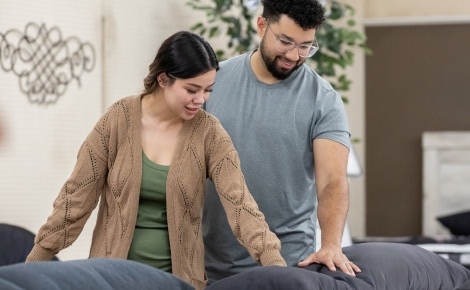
[276,41,315,57]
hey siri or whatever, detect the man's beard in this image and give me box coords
[259,38,303,80]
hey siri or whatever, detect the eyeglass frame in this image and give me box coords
[264,20,319,58]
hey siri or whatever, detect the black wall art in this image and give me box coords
[0,22,96,105]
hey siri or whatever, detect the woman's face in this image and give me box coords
[163,69,216,120]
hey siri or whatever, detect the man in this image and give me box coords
[203,0,360,283]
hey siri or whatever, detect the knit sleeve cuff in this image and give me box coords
[26,245,56,262]
[259,249,287,267]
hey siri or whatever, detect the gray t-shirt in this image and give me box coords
[203,51,350,283]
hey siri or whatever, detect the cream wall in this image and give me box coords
[102,1,212,108]
[0,0,102,261]
[365,0,470,18]
[343,0,366,239]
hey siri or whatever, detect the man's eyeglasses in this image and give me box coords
[265,22,319,58]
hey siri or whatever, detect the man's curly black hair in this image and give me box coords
[261,0,325,30]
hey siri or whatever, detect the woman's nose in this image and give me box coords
[193,92,205,104]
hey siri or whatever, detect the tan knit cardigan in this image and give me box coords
[26,95,286,289]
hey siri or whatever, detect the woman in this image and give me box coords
[26,31,286,290]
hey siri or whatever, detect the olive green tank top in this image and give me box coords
[127,151,172,272]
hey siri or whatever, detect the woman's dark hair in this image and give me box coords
[142,31,219,96]
[261,0,325,30]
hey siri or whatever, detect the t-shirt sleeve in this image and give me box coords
[310,90,351,150]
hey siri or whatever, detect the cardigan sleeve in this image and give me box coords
[206,119,287,267]
[26,103,118,261]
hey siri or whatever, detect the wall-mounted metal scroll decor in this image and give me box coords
[0,22,96,105]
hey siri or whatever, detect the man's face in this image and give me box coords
[259,15,316,80]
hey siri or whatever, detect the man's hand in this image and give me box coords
[297,244,361,276]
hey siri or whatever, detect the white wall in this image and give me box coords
[365,0,470,18]
[343,0,366,239]
[0,0,102,260]
[102,1,207,108]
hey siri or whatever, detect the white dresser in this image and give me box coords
[422,131,470,236]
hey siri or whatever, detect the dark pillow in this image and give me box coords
[206,242,470,290]
[0,258,194,290]
[0,223,59,266]
[438,211,470,236]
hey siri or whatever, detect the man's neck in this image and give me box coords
[249,50,280,85]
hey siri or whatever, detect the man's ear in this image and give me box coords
[257,16,267,37]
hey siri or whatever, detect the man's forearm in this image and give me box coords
[317,180,349,247]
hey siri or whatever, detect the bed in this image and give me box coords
[207,242,470,290]
[1,242,469,290]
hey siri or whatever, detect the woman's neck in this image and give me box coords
[141,92,183,127]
